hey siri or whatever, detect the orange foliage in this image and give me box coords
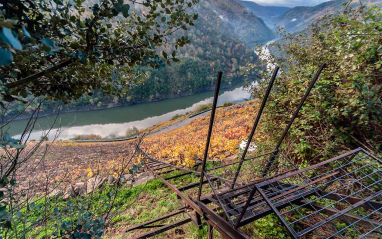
[142,99,263,167]
[17,141,136,193]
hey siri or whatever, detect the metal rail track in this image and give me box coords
[124,67,382,239]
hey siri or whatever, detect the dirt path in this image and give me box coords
[148,111,210,136]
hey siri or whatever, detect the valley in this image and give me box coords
[0,0,380,238]
[9,85,251,140]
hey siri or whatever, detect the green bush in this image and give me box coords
[171,114,182,120]
[244,214,289,238]
[40,136,49,141]
[125,127,140,138]
[250,3,381,163]
[223,102,233,107]
[72,134,103,140]
[193,103,213,115]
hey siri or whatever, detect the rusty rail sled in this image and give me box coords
[125,64,382,239]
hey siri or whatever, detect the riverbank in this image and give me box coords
[69,104,214,142]
[10,83,247,122]
[9,86,251,140]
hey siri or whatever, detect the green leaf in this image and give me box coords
[42,38,62,53]
[0,48,13,65]
[70,42,80,49]
[22,26,31,38]
[42,38,55,48]
[1,27,22,50]
[9,178,16,186]
[114,3,129,17]
[121,4,130,17]
[82,233,91,239]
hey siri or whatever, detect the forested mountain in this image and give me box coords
[275,0,381,33]
[10,0,273,117]
[275,0,347,32]
[124,0,272,103]
[234,0,290,28]
[196,0,275,46]
[128,0,274,102]
[128,16,257,102]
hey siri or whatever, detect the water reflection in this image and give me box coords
[10,86,251,140]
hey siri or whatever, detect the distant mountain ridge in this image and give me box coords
[275,0,348,32]
[275,0,381,33]
[233,0,290,28]
[196,0,275,46]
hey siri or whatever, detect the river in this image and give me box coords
[10,39,277,141]
[9,85,252,141]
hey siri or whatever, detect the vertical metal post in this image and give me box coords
[197,71,223,201]
[208,224,214,239]
[231,66,279,189]
[262,63,326,177]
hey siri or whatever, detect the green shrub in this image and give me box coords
[72,134,103,140]
[125,127,140,138]
[193,103,213,115]
[250,3,382,163]
[171,114,182,120]
[40,136,49,141]
[246,214,290,238]
[223,102,233,107]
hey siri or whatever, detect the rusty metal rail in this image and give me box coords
[124,67,382,239]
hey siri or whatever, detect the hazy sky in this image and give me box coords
[248,0,331,7]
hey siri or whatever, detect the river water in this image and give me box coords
[9,86,252,140]
[9,38,278,141]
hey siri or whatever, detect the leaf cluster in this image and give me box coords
[0,0,199,103]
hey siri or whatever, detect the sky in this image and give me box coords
[247,0,331,7]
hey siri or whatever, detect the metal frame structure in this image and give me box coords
[125,65,382,239]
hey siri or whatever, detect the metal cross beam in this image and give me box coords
[125,67,382,239]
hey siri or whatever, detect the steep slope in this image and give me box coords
[128,15,257,102]
[196,0,275,47]
[10,0,272,116]
[276,0,381,33]
[127,0,274,102]
[234,0,290,28]
[276,0,347,32]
